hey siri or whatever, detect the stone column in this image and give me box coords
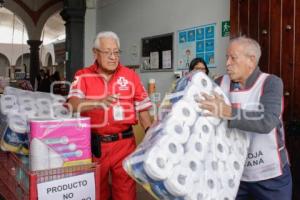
[60,0,86,82]
[27,40,42,87]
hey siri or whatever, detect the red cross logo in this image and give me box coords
[117,77,128,87]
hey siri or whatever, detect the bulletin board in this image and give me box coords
[141,33,173,72]
[176,23,216,70]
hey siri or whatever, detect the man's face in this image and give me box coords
[226,42,253,83]
[94,37,120,73]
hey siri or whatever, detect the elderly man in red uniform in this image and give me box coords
[67,31,152,200]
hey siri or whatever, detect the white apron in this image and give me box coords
[220,73,283,182]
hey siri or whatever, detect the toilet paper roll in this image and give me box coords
[213,86,231,105]
[218,124,235,152]
[162,118,190,144]
[204,172,218,197]
[220,175,239,197]
[183,84,221,127]
[214,137,229,160]
[8,113,28,133]
[180,153,203,183]
[20,104,37,119]
[52,105,71,119]
[52,94,66,104]
[149,180,179,200]
[18,96,35,105]
[183,84,203,113]
[164,165,194,196]
[192,117,214,142]
[1,94,17,104]
[36,98,52,109]
[36,108,52,119]
[232,145,247,159]
[143,147,173,181]
[3,86,20,95]
[218,191,235,200]
[184,190,206,200]
[232,129,250,149]
[184,133,207,160]
[205,157,219,172]
[226,157,242,175]
[170,100,197,127]
[190,72,213,92]
[30,138,49,171]
[184,182,206,200]
[206,116,222,126]
[157,136,184,164]
[49,147,64,168]
[1,102,19,115]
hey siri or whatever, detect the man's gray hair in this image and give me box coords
[230,36,261,64]
[94,31,120,49]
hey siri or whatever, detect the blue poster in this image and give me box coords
[205,26,214,39]
[205,52,215,66]
[196,53,205,60]
[196,28,204,40]
[187,30,195,42]
[205,39,214,51]
[179,31,187,43]
[196,41,204,53]
[177,23,216,69]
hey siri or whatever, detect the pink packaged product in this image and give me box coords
[29,117,91,171]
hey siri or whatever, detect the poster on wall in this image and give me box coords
[177,23,216,70]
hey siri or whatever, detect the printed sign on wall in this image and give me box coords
[177,23,216,70]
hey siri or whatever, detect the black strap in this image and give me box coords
[92,127,133,143]
[91,133,101,158]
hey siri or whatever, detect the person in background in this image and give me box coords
[175,57,209,92]
[50,71,61,94]
[37,69,51,92]
[51,71,61,82]
[67,31,152,200]
[188,57,209,75]
[199,36,292,200]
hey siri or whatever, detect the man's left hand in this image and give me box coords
[199,91,232,119]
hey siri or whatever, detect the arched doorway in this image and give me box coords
[0,53,10,77]
[45,53,53,67]
[0,8,30,79]
[41,11,65,80]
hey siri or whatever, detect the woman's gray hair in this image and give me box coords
[230,36,261,64]
[94,31,120,49]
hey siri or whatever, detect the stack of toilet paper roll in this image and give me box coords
[1,87,71,120]
[123,71,250,200]
[0,87,71,155]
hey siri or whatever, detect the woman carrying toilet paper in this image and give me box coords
[199,37,291,200]
[67,31,152,200]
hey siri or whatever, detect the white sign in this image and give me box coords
[37,172,95,200]
[150,51,159,69]
[162,50,172,69]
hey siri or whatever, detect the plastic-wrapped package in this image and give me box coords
[29,117,91,171]
[0,87,71,155]
[123,71,250,200]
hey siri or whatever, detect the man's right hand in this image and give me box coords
[68,94,119,113]
[97,94,119,109]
